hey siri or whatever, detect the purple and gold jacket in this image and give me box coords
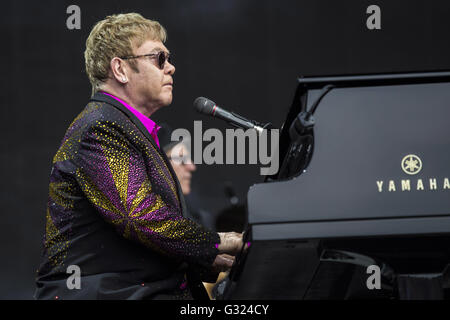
[35,92,219,299]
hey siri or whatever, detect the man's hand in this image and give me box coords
[217,232,244,256]
[212,254,235,273]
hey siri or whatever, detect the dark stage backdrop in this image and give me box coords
[2,0,450,299]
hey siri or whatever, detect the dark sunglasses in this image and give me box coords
[120,51,171,69]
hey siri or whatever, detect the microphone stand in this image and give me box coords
[277,84,335,179]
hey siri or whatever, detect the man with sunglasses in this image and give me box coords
[35,13,243,300]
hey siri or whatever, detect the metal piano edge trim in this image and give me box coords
[251,215,450,241]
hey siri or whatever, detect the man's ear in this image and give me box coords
[110,57,128,84]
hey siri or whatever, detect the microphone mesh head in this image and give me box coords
[193,97,216,115]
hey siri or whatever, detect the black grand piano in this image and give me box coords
[217,71,450,300]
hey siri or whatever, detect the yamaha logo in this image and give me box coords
[376,154,450,192]
[401,154,422,175]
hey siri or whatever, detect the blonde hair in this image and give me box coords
[84,13,167,95]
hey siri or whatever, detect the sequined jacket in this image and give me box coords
[35,92,220,299]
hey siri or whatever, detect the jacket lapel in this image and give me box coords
[89,92,187,216]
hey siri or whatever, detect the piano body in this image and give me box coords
[219,71,450,299]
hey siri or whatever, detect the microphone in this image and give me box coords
[193,97,267,133]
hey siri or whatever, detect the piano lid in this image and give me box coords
[248,72,450,234]
[297,70,450,89]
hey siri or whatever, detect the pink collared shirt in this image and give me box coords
[101,92,161,148]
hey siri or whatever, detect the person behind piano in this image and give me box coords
[158,124,217,230]
[35,12,243,300]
